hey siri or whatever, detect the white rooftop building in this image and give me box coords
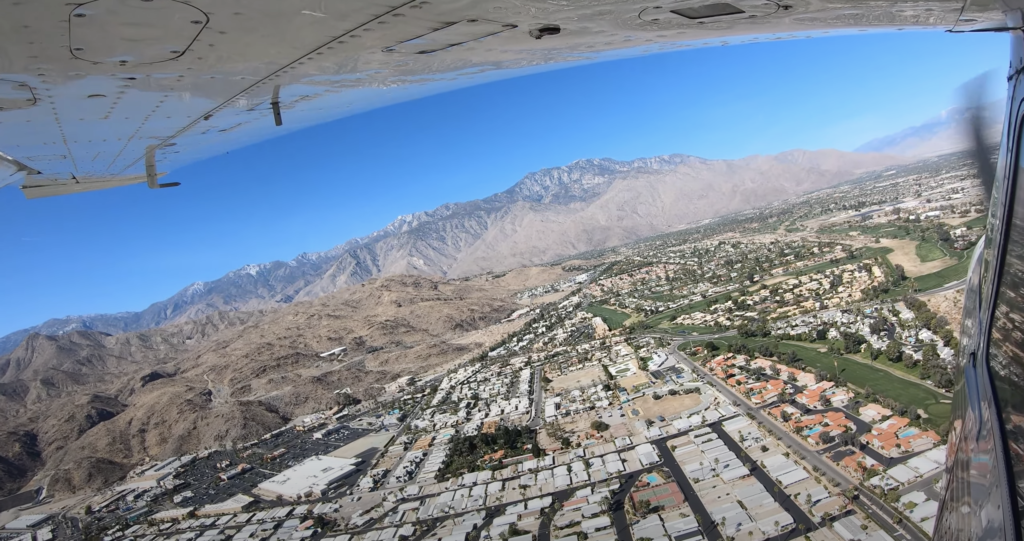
[255,455,362,501]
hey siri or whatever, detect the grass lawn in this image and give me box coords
[913,248,974,291]
[856,351,923,379]
[914,242,947,263]
[963,215,988,228]
[585,305,631,330]
[680,336,951,431]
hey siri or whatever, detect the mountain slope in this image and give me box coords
[855,102,1004,157]
[0,274,527,497]
[0,150,907,355]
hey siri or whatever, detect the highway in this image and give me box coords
[668,343,927,541]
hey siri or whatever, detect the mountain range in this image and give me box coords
[855,101,1004,157]
[0,272,539,497]
[0,149,909,355]
[0,107,991,497]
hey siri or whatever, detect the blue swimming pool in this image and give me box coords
[805,427,822,436]
[898,428,919,438]
[646,474,658,483]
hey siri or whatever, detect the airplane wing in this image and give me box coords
[0,0,1003,198]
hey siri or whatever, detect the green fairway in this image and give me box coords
[681,336,951,431]
[585,305,631,330]
[774,343,949,429]
[858,351,923,379]
[914,242,946,263]
[913,249,973,291]
[963,215,988,228]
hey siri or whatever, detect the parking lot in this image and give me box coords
[143,424,376,513]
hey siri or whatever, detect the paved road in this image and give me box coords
[920,278,967,296]
[671,344,928,541]
[537,489,573,541]
[706,423,817,536]
[856,494,914,541]
[652,330,738,340]
[897,472,942,497]
[610,471,643,541]
[651,440,722,541]
[669,346,853,490]
[528,366,544,429]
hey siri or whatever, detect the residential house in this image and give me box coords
[859,404,893,423]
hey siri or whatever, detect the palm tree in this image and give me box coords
[773,520,781,536]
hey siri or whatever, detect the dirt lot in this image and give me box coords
[548,366,607,393]
[628,394,703,421]
[941,213,984,226]
[539,405,637,447]
[877,238,958,277]
[618,372,650,391]
[450,318,530,346]
[920,287,965,336]
[760,275,794,286]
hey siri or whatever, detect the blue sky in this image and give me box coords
[0,30,1009,336]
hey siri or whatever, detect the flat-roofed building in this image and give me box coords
[255,455,362,501]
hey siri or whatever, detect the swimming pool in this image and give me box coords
[646,474,659,483]
[898,428,919,438]
[805,427,822,436]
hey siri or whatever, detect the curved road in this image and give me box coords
[919,278,967,296]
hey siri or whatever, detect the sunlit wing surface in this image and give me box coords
[0,0,1009,198]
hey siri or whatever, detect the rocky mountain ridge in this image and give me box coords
[0,273,533,497]
[855,101,1004,157]
[0,150,907,355]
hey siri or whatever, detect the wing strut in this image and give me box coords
[146,146,181,190]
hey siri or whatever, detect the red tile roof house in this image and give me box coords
[748,380,786,405]
[726,376,747,388]
[896,430,942,453]
[795,371,818,387]
[788,410,856,446]
[707,355,734,370]
[750,358,774,371]
[777,366,806,382]
[839,451,883,479]
[794,381,835,408]
[822,388,854,407]
[768,405,801,421]
[789,414,825,431]
[861,416,930,456]
[858,403,893,423]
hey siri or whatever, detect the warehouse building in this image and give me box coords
[3,515,50,530]
[255,455,362,501]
